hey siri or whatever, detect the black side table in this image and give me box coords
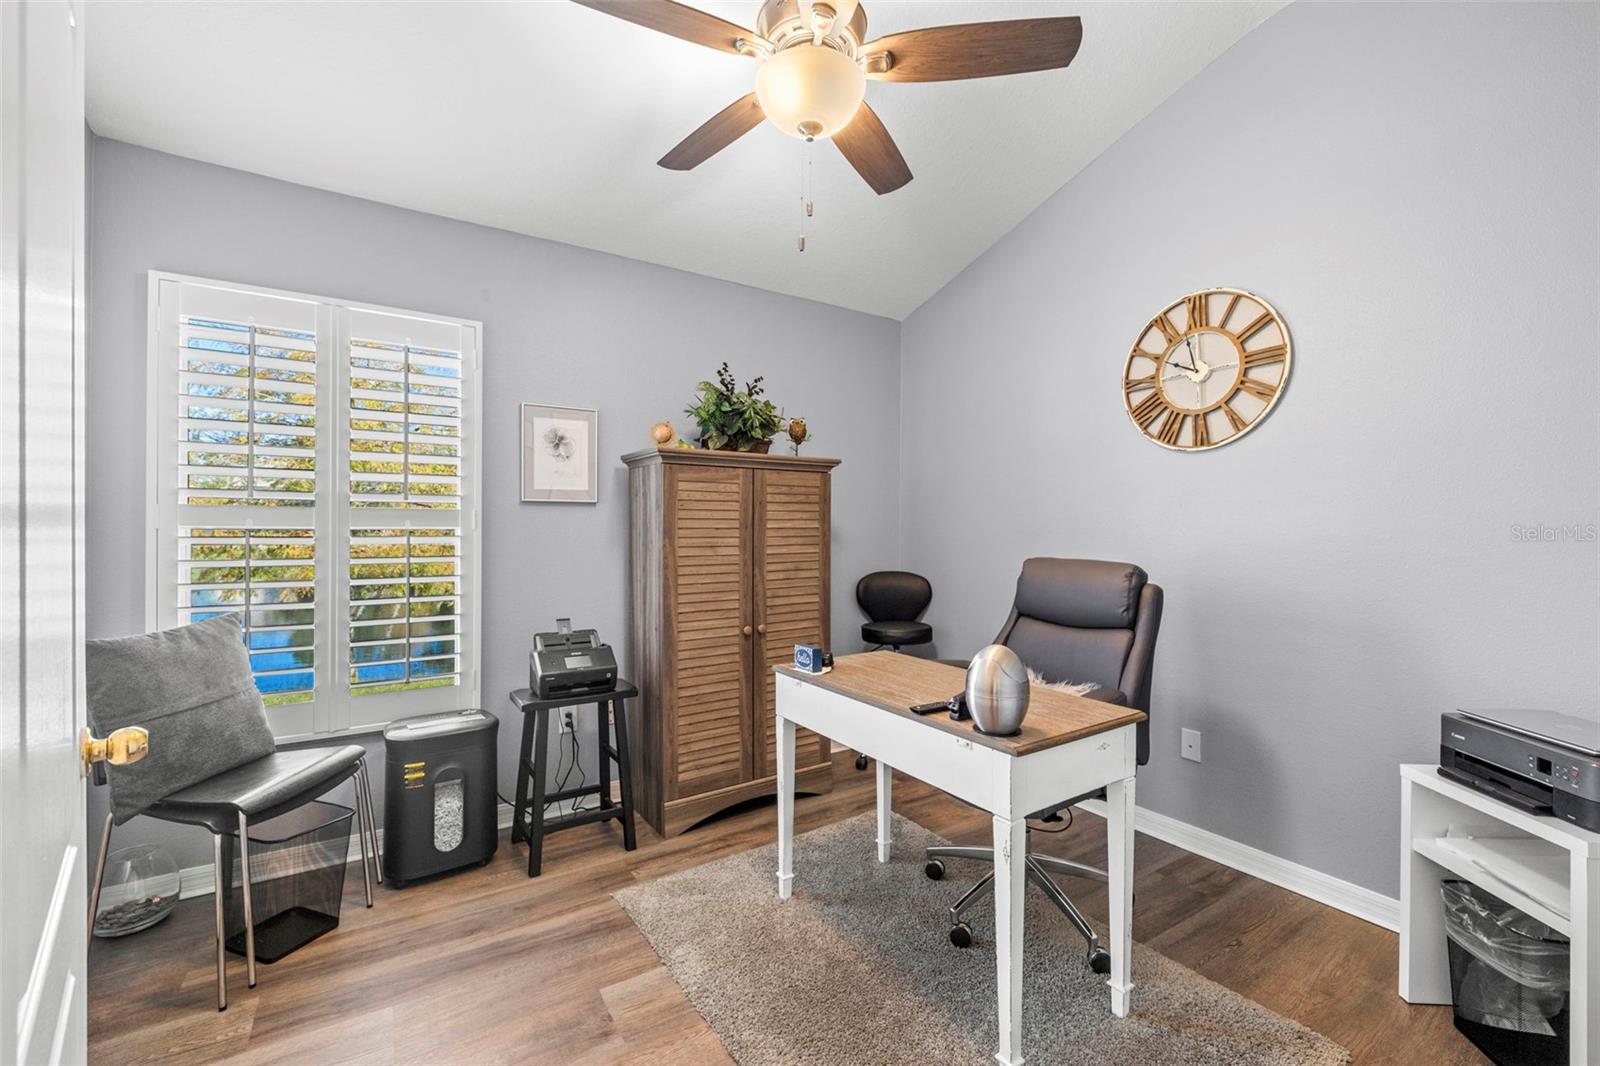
[508,683,639,877]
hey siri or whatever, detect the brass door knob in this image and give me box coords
[757,623,768,635]
[742,625,753,637]
[81,726,150,777]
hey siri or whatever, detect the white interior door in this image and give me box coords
[0,2,89,1064]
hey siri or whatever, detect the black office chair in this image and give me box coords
[856,570,934,651]
[924,558,1162,973]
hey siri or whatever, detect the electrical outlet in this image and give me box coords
[560,710,575,734]
[1181,728,1202,763]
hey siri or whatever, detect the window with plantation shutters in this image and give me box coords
[149,273,481,740]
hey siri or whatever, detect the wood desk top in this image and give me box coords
[775,652,1145,757]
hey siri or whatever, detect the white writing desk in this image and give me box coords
[774,652,1145,1066]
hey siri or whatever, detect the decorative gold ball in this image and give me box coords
[650,421,675,445]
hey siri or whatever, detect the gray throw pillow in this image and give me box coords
[86,615,276,824]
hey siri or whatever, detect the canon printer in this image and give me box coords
[529,619,618,700]
[1440,708,1600,832]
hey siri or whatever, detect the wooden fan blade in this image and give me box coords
[863,18,1083,82]
[571,0,752,56]
[832,101,912,195]
[658,93,765,170]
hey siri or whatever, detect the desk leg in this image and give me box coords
[1106,774,1135,1017]
[1572,853,1598,1066]
[993,814,1026,1066]
[776,711,795,900]
[875,759,893,863]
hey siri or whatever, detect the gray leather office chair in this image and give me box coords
[924,558,1162,972]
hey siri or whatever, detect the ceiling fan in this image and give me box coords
[572,0,1083,194]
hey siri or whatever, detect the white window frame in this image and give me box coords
[146,270,483,740]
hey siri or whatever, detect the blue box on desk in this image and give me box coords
[793,644,832,673]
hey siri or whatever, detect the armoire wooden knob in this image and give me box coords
[757,623,767,635]
[742,625,753,637]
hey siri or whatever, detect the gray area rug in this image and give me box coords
[615,812,1350,1066]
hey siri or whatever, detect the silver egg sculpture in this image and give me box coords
[965,644,1030,736]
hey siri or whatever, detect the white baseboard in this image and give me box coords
[156,795,1401,935]
[160,803,517,901]
[1076,798,1400,932]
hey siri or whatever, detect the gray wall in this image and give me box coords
[898,1,1598,897]
[87,137,902,870]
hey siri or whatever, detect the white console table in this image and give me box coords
[1399,763,1600,1064]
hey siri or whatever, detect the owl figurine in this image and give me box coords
[786,417,811,455]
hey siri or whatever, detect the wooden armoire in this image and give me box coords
[623,447,838,837]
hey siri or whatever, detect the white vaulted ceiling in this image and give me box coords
[87,0,1285,319]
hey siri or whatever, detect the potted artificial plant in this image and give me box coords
[686,363,786,453]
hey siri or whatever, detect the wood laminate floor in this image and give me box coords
[89,751,1486,1065]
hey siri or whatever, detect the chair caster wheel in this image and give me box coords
[391,879,406,890]
[924,860,945,880]
[478,857,492,867]
[1089,949,1111,974]
[854,754,869,771]
[949,922,973,948]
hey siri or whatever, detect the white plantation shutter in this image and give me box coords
[339,306,474,728]
[150,274,480,739]
[348,338,463,509]
[177,316,319,507]
[178,527,318,705]
[348,527,462,695]
[152,279,328,738]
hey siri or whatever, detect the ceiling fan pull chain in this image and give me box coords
[798,141,811,252]
[806,149,815,218]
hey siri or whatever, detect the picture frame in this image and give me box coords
[521,403,598,503]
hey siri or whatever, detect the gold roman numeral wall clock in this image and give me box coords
[1122,288,1291,451]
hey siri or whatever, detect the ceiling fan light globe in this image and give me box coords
[755,44,865,140]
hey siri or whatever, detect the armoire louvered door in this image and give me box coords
[664,461,753,798]
[753,468,832,780]
[626,448,838,837]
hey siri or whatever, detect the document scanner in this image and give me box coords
[530,618,618,700]
[1440,708,1600,831]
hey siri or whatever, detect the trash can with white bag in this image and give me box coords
[1441,878,1570,1065]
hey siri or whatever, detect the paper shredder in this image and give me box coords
[382,709,498,886]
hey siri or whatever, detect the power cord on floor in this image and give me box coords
[1026,808,1075,834]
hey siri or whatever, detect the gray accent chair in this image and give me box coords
[86,617,381,1011]
[924,558,1162,972]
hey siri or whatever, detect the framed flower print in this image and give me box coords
[521,403,597,503]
